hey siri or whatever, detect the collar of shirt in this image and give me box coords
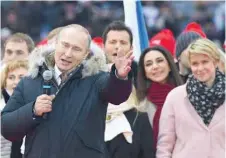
[54,65,62,85]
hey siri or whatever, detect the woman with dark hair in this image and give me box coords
[136,45,183,149]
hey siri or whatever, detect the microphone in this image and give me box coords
[42,70,53,119]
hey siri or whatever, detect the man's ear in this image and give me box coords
[84,50,91,59]
[54,38,59,47]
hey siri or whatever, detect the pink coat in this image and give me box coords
[156,85,225,158]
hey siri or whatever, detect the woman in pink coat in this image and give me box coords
[156,38,225,158]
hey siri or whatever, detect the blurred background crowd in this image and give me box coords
[1,1,225,47]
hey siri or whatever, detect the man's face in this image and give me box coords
[178,48,190,76]
[54,27,89,73]
[3,41,29,63]
[104,30,132,63]
[179,48,190,68]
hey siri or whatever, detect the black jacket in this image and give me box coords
[106,109,155,158]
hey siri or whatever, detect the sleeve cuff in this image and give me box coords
[115,70,128,80]
[32,102,43,121]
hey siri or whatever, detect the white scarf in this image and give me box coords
[105,101,133,143]
[0,97,6,111]
[21,137,25,154]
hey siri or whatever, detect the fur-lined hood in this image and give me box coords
[28,42,108,79]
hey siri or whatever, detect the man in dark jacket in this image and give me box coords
[1,24,133,158]
[102,21,155,158]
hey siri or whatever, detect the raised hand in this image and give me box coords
[114,48,134,79]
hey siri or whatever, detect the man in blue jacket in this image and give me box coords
[1,24,134,158]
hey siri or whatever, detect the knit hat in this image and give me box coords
[175,22,206,59]
[92,37,103,48]
[149,29,176,58]
[37,38,48,46]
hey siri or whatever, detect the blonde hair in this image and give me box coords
[218,48,226,73]
[187,38,221,62]
[218,48,225,63]
[1,60,29,89]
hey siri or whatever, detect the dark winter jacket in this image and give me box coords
[1,44,132,158]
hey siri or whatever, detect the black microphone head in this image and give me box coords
[43,70,53,81]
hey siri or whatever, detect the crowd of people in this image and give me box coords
[0,1,225,158]
[1,1,225,45]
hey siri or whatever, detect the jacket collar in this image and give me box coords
[28,42,108,79]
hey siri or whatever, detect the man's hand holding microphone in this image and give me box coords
[33,70,55,119]
[33,94,55,116]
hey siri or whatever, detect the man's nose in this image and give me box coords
[65,48,73,57]
[115,42,121,49]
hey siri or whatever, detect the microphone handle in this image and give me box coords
[43,84,51,119]
[43,112,48,119]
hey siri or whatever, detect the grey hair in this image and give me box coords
[56,24,91,49]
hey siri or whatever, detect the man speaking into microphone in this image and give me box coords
[1,24,134,158]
